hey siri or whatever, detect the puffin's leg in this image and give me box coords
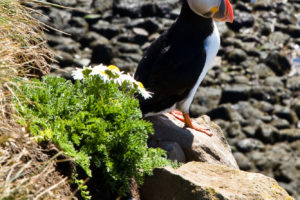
[183,113,212,136]
[170,110,212,136]
[169,110,185,121]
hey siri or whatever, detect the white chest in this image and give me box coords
[177,22,220,112]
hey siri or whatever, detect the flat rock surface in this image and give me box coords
[141,162,294,200]
[146,113,239,169]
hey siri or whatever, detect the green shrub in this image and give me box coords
[14,67,172,198]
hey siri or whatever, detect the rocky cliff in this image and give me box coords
[141,114,294,200]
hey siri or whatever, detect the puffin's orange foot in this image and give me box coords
[187,122,212,136]
[183,113,212,136]
[170,110,212,137]
[170,110,185,121]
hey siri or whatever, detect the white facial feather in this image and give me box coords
[187,0,220,17]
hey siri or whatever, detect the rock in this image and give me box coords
[248,141,300,199]
[291,99,300,119]
[277,129,300,142]
[158,141,186,163]
[271,118,291,130]
[265,52,291,76]
[273,104,298,124]
[226,49,247,64]
[90,43,116,64]
[141,162,293,200]
[111,58,137,73]
[250,86,278,104]
[80,32,109,47]
[207,104,245,123]
[91,20,120,39]
[286,76,300,91]
[116,42,142,54]
[233,152,252,170]
[146,114,238,169]
[132,27,149,44]
[236,138,264,153]
[93,0,113,12]
[286,25,300,38]
[113,0,150,18]
[226,121,242,138]
[264,76,284,88]
[227,12,255,32]
[220,84,251,104]
[128,18,159,34]
[255,124,279,144]
[252,63,276,78]
[194,86,222,113]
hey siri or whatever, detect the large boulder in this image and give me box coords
[141,162,294,200]
[146,113,239,169]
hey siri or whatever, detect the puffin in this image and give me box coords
[134,0,234,136]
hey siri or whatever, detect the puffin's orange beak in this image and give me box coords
[213,0,234,23]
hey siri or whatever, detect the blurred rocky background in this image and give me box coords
[31,0,300,199]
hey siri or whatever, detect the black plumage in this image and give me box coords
[134,0,215,115]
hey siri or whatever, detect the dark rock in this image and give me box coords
[132,27,149,44]
[226,49,247,64]
[264,76,284,88]
[65,27,87,41]
[271,119,290,130]
[49,0,77,6]
[91,43,116,64]
[286,25,300,38]
[236,138,264,153]
[48,8,72,30]
[252,2,272,11]
[252,63,276,78]
[113,0,149,18]
[111,58,137,73]
[220,84,251,104]
[117,42,141,54]
[91,20,120,39]
[260,22,273,36]
[233,152,252,170]
[119,53,142,63]
[208,104,245,123]
[273,104,298,124]
[227,12,255,32]
[291,99,300,118]
[226,121,242,138]
[128,18,159,34]
[255,124,279,144]
[277,129,300,142]
[250,86,278,104]
[286,76,300,91]
[242,126,256,137]
[93,0,113,12]
[158,141,186,163]
[194,86,222,113]
[55,51,74,67]
[80,32,109,47]
[252,100,274,114]
[265,52,291,76]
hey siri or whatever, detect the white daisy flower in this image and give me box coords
[72,68,84,80]
[136,81,152,99]
[118,74,136,86]
[90,64,108,76]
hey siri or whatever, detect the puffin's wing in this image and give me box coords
[134,33,206,113]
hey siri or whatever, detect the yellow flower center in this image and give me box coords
[108,65,120,72]
[138,81,145,89]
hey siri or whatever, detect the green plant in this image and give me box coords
[14,67,172,198]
